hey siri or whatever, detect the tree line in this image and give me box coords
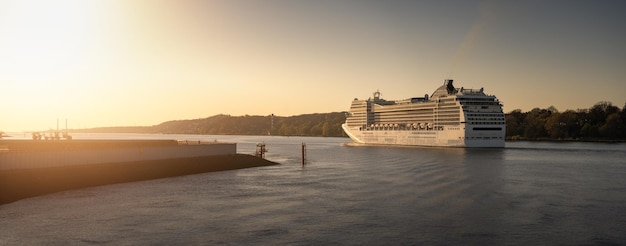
[506,102,626,141]
[77,112,348,137]
[154,112,347,137]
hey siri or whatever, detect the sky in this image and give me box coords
[1,0,625,132]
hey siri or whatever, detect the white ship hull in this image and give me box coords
[342,79,506,148]
[342,124,504,148]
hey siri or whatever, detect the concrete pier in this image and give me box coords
[0,140,278,205]
[0,140,236,170]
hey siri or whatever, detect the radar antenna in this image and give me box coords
[373,90,381,99]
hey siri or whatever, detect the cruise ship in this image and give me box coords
[341,79,505,148]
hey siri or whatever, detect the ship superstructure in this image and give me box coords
[341,79,505,147]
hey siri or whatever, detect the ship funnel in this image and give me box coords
[445,79,455,94]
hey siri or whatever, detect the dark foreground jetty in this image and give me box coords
[0,139,278,205]
[0,154,277,205]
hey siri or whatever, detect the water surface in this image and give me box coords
[1,134,625,245]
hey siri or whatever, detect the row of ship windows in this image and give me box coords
[374,110,437,114]
[467,122,505,125]
[373,113,436,117]
[371,117,459,121]
[353,106,461,113]
[374,111,460,116]
[373,113,458,118]
[436,122,463,125]
[373,109,458,114]
[467,114,503,117]
[373,104,460,110]
[360,126,444,131]
[371,120,463,124]
[370,117,463,121]
[467,117,505,121]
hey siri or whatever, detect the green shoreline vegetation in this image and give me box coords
[73,112,348,137]
[69,102,626,142]
[506,102,626,142]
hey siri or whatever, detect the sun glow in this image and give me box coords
[0,1,624,132]
[2,1,105,82]
[0,1,119,130]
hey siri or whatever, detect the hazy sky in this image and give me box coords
[1,0,624,131]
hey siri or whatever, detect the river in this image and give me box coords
[1,133,625,245]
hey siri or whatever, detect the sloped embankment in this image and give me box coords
[0,154,278,205]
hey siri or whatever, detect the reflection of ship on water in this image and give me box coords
[31,119,72,140]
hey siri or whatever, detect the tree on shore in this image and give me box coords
[506,101,626,140]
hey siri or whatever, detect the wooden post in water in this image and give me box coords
[302,142,306,166]
[255,143,267,158]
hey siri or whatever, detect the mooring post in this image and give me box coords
[302,142,306,166]
[256,142,267,158]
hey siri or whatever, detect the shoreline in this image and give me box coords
[0,154,278,205]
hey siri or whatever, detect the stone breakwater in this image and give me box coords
[0,154,278,205]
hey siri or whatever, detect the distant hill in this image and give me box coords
[74,112,348,137]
